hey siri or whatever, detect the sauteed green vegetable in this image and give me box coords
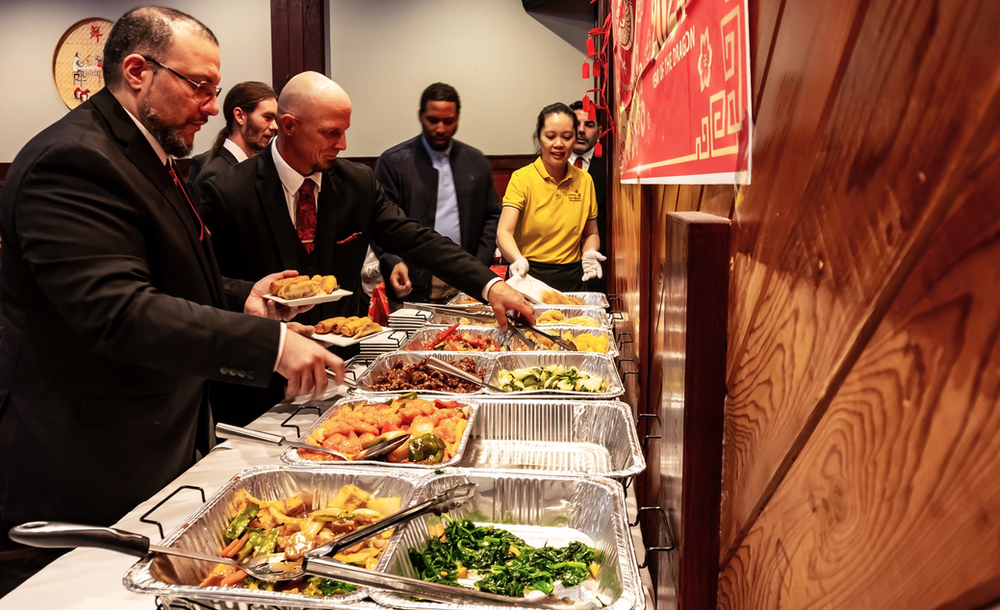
[408,516,599,597]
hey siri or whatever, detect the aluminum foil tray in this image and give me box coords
[281,394,480,470]
[124,465,423,609]
[506,325,620,358]
[400,326,509,352]
[372,471,643,610]
[485,353,624,399]
[564,292,610,309]
[353,351,494,396]
[447,291,609,309]
[457,399,644,481]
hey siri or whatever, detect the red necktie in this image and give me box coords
[573,157,585,169]
[167,162,204,241]
[296,179,317,253]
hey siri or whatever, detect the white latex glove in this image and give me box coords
[581,250,607,281]
[508,257,529,280]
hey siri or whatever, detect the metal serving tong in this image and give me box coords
[422,356,506,392]
[9,483,477,584]
[303,556,596,609]
[241,482,477,581]
[215,422,408,462]
[403,302,497,323]
[507,315,577,352]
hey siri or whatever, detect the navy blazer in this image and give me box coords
[374,136,499,302]
[0,89,279,525]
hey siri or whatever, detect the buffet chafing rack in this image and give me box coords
[372,470,644,610]
[280,394,480,470]
[485,352,625,400]
[123,465,424,609]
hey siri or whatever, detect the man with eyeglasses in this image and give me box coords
[0,7,342,587]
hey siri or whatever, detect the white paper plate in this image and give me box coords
[506,274,573,305]
[312,327,392,347]
[263,288,353,306]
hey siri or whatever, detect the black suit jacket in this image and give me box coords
[200,146,498,322]
[0,89,280,525]
[187,146,239,207]
[373,136,499,302]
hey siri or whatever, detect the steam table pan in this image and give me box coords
[124,464,422,610]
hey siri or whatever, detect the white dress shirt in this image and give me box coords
[568,147,595,172]
[272,140,322,223]
[223,137,249,163]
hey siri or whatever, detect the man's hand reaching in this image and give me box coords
[486,281,534,332]
[276,331,345,401]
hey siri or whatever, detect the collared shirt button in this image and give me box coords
[220,366,229,375]
[238,370,247,378]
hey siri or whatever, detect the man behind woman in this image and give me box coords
[497,102,605,292]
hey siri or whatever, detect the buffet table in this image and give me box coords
[1,305,653,609]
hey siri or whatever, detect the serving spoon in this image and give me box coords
[215,422,409,462]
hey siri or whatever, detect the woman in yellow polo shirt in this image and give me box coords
[496,103,604,292]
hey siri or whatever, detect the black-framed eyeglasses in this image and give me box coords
[143,56,222,104]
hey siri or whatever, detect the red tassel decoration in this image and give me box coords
[582,61,590,79]
[593,62,601,78]
[594,142,603,158]
[582,96,591,112]
[586,38,596,57]
[588,106,597,121]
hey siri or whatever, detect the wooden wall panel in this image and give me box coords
[718,146,1000,609]
[720,0,1000,560]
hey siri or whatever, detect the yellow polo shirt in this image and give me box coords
[502,157,597,264]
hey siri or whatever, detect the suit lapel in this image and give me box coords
[255,150,309,271]
[92,90,222,305]
[316,171,339,274]
[220,147,238,167]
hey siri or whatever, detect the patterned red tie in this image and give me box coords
[295,179,317,253]
[573,157,585,169]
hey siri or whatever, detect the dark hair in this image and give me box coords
[103,6,218,90]
[568,100,584,112]
[532,103,578,150]
[208,81,276,159]
[420,83,461,114]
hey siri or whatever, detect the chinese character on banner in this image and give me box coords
[613,0,752,184]
[89,24,103,43]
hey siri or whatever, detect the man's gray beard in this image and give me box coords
[140,99,194,157]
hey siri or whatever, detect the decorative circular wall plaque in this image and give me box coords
[52,17,113,108]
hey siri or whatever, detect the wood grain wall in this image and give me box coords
[605,0,1000,608]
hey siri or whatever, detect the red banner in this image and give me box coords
[613,0,752,184]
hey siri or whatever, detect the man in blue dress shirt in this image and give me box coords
[374,83,500,303]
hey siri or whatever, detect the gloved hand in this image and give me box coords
[581,250,607,281]
[508,257,529,280]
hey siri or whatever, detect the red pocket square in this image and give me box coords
[336,231,363,245]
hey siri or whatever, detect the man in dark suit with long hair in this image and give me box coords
[187,80,277,203]
[0,8,343,590]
